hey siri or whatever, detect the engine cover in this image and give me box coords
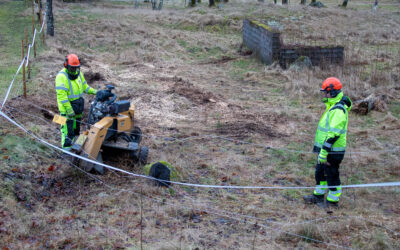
[109,100,131,115]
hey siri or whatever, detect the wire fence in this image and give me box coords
[0,12,399,188]
[4,113,395,249]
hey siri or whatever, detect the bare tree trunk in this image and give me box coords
[282,0,288,4]
[36,0,42,21]
[189,0,196,7]
[342,0,348,7]
[209,0,215,6]
[300,0,306,4]
[46,0,54,36]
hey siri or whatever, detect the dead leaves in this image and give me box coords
[1,148,7,160]
[63,214,77,224]
[221,176,229,182]
[14,184,27,202]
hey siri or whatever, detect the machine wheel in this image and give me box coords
[138,146,148,165]
[130,126,142,144]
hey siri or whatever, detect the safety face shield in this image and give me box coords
[320,90,329,103]
[67,65,80,75]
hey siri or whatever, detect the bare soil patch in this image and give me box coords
[168,76,220,105]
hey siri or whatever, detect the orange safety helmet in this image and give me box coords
[320,77,342,98]
[64,54,81,80]
[64,54,80,68]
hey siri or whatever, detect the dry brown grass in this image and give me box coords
[1,0,400,249]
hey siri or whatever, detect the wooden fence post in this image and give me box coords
[22,40,26,99]
[39,1,45,44]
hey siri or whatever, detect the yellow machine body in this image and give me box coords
[76,106,135,168]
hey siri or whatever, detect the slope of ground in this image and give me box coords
[1,0,400,249]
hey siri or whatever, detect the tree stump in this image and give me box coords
[352,94,388,115]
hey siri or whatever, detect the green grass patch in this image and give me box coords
[67,9,99,23]
[177,39,187,47]
[0,134,48,167]
[347,171,365,184]
[281,189,302,200]
[359,115,377,129]
[388,101,400,118]
[164,18,237,34]
[177,39,226,61]
[0,1,46,97]
[0,133,51,200]
[229,57,264,79]
[267,148,307,172]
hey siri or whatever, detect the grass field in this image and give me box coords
[0,0,399,248]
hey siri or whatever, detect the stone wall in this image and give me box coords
[242,19,280,65]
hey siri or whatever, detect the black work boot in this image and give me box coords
[303,194,324,204]
[317,200,339,210]
[63,137,73,148]
[327,201,338,208]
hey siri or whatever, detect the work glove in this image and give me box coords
[66,109,75,119]
[318,149,328,165]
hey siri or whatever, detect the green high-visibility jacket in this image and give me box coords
[55,68,97,114]
[314,92,352,158]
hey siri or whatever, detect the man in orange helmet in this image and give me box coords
[303,77,352,208]
[55,54,98,149]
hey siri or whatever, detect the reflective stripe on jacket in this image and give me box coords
[314,92,352,155]
[55,68,96,113]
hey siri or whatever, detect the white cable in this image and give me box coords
[1,110,394,248]
[0,6,398,189]
[26,46,31,67]
[1,110,400,191]
[32,29,36,47]
[1,59,26,110]
[38,14,46,33]
[2,8,45,107]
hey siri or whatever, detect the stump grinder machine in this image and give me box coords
[71,85,148,174]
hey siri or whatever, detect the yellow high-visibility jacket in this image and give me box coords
[55,68,96,114]
[313,92,352,161]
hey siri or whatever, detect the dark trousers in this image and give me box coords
[315,154,343,191]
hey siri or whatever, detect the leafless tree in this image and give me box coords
[46,0,54,36]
